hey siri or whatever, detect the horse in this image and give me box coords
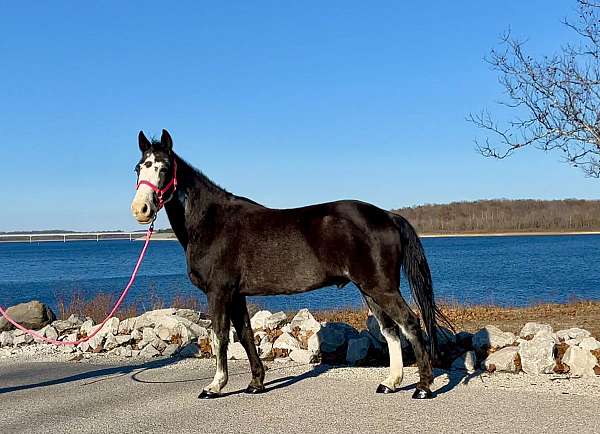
[130,129,450,400]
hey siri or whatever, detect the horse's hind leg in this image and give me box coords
[231,294,266,394]
[364,295,405,393]
[365,290,434,399]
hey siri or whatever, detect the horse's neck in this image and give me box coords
[164,154,235,249]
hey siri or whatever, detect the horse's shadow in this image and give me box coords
[130,360,336,398]
[0,356,335,396]
[396,367,482,396]
[0,356,478,397]
[0,357,180,394]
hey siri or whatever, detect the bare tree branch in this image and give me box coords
[469,0,600,177]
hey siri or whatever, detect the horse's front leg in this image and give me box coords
[231,294,265,394]
[199,292,231,399]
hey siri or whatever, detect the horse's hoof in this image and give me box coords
[376,384,396,394]
[245,385,266,394]
[198,390,221,399]
[412,388,433,399]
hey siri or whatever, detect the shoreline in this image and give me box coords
[2,230,600,243]
[147,230,600,241]
[420,230,600,238]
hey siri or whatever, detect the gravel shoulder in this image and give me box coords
[1,355,600,434]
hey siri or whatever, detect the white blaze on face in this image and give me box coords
[131,153,166,224]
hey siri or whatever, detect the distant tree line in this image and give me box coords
[393,199,600,234]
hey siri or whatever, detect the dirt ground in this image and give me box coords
[314,301,600,338]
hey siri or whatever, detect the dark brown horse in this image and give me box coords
[131,129,449,399]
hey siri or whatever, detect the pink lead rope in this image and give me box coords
[0,223,155,347]
[1,155,177,346]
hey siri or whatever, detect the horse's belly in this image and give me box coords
[238,252,330,295]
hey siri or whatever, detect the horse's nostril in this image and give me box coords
[141,204,148,214]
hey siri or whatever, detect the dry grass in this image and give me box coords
[313,308,369,331]
[55,291,205,323]
[440,301,600,337]
[55,290,600,339]
[313,301,600,338]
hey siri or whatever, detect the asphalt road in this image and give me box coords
[1,358,599,433]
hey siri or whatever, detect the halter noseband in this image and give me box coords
[136,158,178,210]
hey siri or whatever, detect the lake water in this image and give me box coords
[1,234,599,313]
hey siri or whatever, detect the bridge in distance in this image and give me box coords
[0,232,149,243]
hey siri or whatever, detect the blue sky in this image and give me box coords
[1,1,598,232]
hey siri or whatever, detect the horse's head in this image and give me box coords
[131,129,177,224]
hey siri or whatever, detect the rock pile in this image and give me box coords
[1,301,599,378]
[0,305,380,365]
[446,322,600,377]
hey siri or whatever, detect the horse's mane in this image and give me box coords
[151,138,261,206]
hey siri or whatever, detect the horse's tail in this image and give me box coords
[392,213,453,363]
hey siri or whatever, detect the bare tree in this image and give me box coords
[469,1,600,177]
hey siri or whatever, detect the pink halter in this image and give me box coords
[136,159,178,209]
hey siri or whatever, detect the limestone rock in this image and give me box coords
[139,343,160,359]
[0,331,14,347]
[42,325,58,341]
[265,312,287,330]
[366,315,385,344]
[175,309,203,324]
[103,334,119,351]
[179,343,201,358]
[133,309,177,330]
[451,351,478,373]
[254,331,268,346]
[80,319,95,336]
[290,309,321,333]
[152,338,167,353]
[315,322,358,353]
[518,336,556,374]
[258,341,273,359]
[519,323,553,339]
[273,332,301,351]
[250,310,273,330]
[115,334,132,346]
[63,332,78,343]
[13,332,34,346]
[77,341,90,353]
[472,326,516,353]
[346,336,371,366]
[140,327,160,349]
[562,345,597,376]
[290,348,318,364]
[565,338,584,346]
[227,342,248,360]
[162,343,180,357]
[51,320,79,334]
[117,318,134,335]
[578,337,600,351]
[66,314,85,327]
[0,301,56,332]
[557,328,591,341]
[360,329,385,353]
[131,329,143,341]
[87,333,105,352]
[307,332,320,353]
[89,317,120,339]
[483,346,520,373]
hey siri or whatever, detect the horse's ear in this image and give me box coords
[138,131,151,152]
[161,129,173,151]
